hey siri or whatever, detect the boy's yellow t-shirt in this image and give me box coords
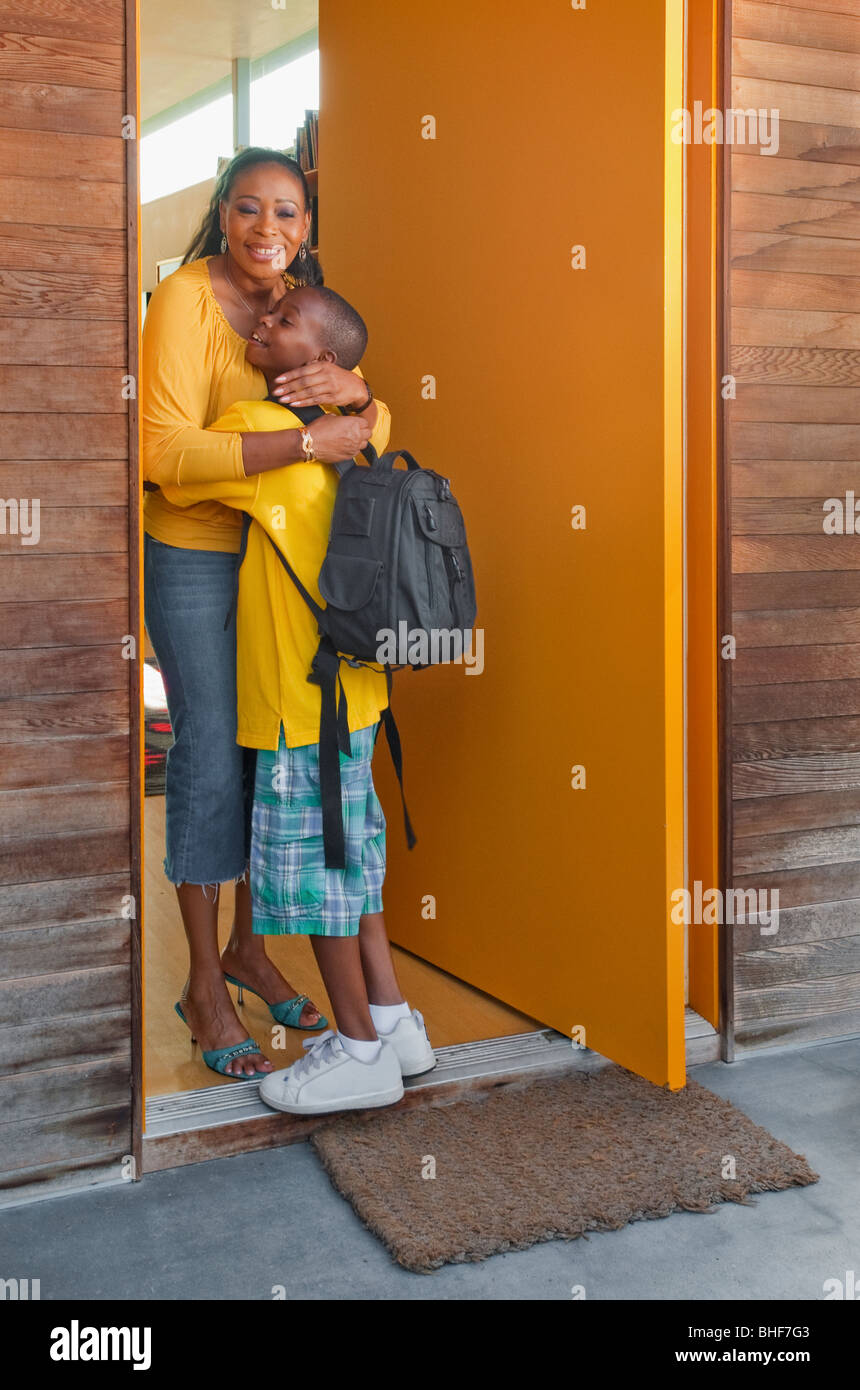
[157,399,390,750]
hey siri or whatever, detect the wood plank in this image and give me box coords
[0,367,128,412]
[0,554,127,600]
[0,828,130,885]
[0,1102,129,1174]
[734,1,860,54]
[0,646,127,698]
[734,609,860,646]
[735,643,860,684]
[0,599,128,649]
[0,417,127,461]
[734,896,860,946]
[0,872,129,928]
[732,461,860,494]
[732,859,860,905]
[731,307,860,348]
[0,175,123,230]
[737,937,860,993]
[0,690,128,744]
[731,347,860,385]
[732,271,860,316]
[0,318,127,364]
[0,784,129,838]
[0,1008,129,1077]
[0,964,129,1025]
[729,420,860,455]
[733,678,860,722]
[0,272,127,319]
[733,787,860,834]
[733,75,860,128]
[733,535,860,569]
[0,461,128,507]
[731,153,860,203]
[0,78,123,136]
[734,116,860,163]
[744,0,860,19]
[730,231,860,275]
[0,128,123,181]
[0,32,123,92]
[0,1,124,44]
[735,1000,860,1049]
[734,825,860,874]
[0,1153,126,1207]
[732,191,860,239]
[733,750,860,792]
[0,1056,130,1124]
[733,499,859,533]
[732,570,860,607]
[733,37,860,93]
[0,222,125,274]
[0,734,128,790]
[735,970,860,1021]
[0,508,128,557]
[732,384,860,421]
[0,919,128,978]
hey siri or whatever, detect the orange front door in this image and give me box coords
[321,0,687,1088]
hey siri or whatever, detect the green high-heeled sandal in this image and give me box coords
[222,973,328,1031]
[174,1002,270,1080]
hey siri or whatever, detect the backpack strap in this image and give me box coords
[378,669,418,850]
[307,634,348,869]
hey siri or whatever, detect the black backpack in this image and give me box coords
[232,401,477,870]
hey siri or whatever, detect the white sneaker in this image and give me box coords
[379,1009,436,1078]
[258,1031,404,1115]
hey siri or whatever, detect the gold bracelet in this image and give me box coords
[300,428,315,461]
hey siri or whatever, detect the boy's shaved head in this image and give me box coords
[245,285,368,380]
[309,287,368,370]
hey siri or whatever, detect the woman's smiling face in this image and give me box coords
[219,162,311,285]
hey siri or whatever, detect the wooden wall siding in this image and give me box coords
[726,0,860,1052]
[0,0,138,1202]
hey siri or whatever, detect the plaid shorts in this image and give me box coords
[250,723,386,936]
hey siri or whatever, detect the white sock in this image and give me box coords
[369,1001,412,1035]
[338,1031,382,1062]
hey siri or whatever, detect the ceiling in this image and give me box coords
[140,0,318,121]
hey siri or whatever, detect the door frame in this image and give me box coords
[126,0,729,1174]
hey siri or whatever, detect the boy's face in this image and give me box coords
[245,288,333,376]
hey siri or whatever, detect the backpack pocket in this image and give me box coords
[318,552,383,611]
[318,552,385,660]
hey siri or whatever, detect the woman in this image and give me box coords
[143,147,391,1079]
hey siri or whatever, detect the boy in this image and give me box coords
[160,285,435,1113]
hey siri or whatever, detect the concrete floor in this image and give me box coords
[1,1039,858,1300]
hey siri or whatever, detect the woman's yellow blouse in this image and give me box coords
[141,256,390,554]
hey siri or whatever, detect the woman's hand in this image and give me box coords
[270,362,369,409]
[305,413,373,463]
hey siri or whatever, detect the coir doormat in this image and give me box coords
[310,1066,818,1273]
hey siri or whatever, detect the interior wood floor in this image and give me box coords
[144,795,542,1097]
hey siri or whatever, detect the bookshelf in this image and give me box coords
[289,111,319,253]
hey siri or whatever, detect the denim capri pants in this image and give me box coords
[144,535,253,886]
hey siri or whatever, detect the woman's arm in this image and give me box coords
[142,277,309,488]
[143,283,385,485]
